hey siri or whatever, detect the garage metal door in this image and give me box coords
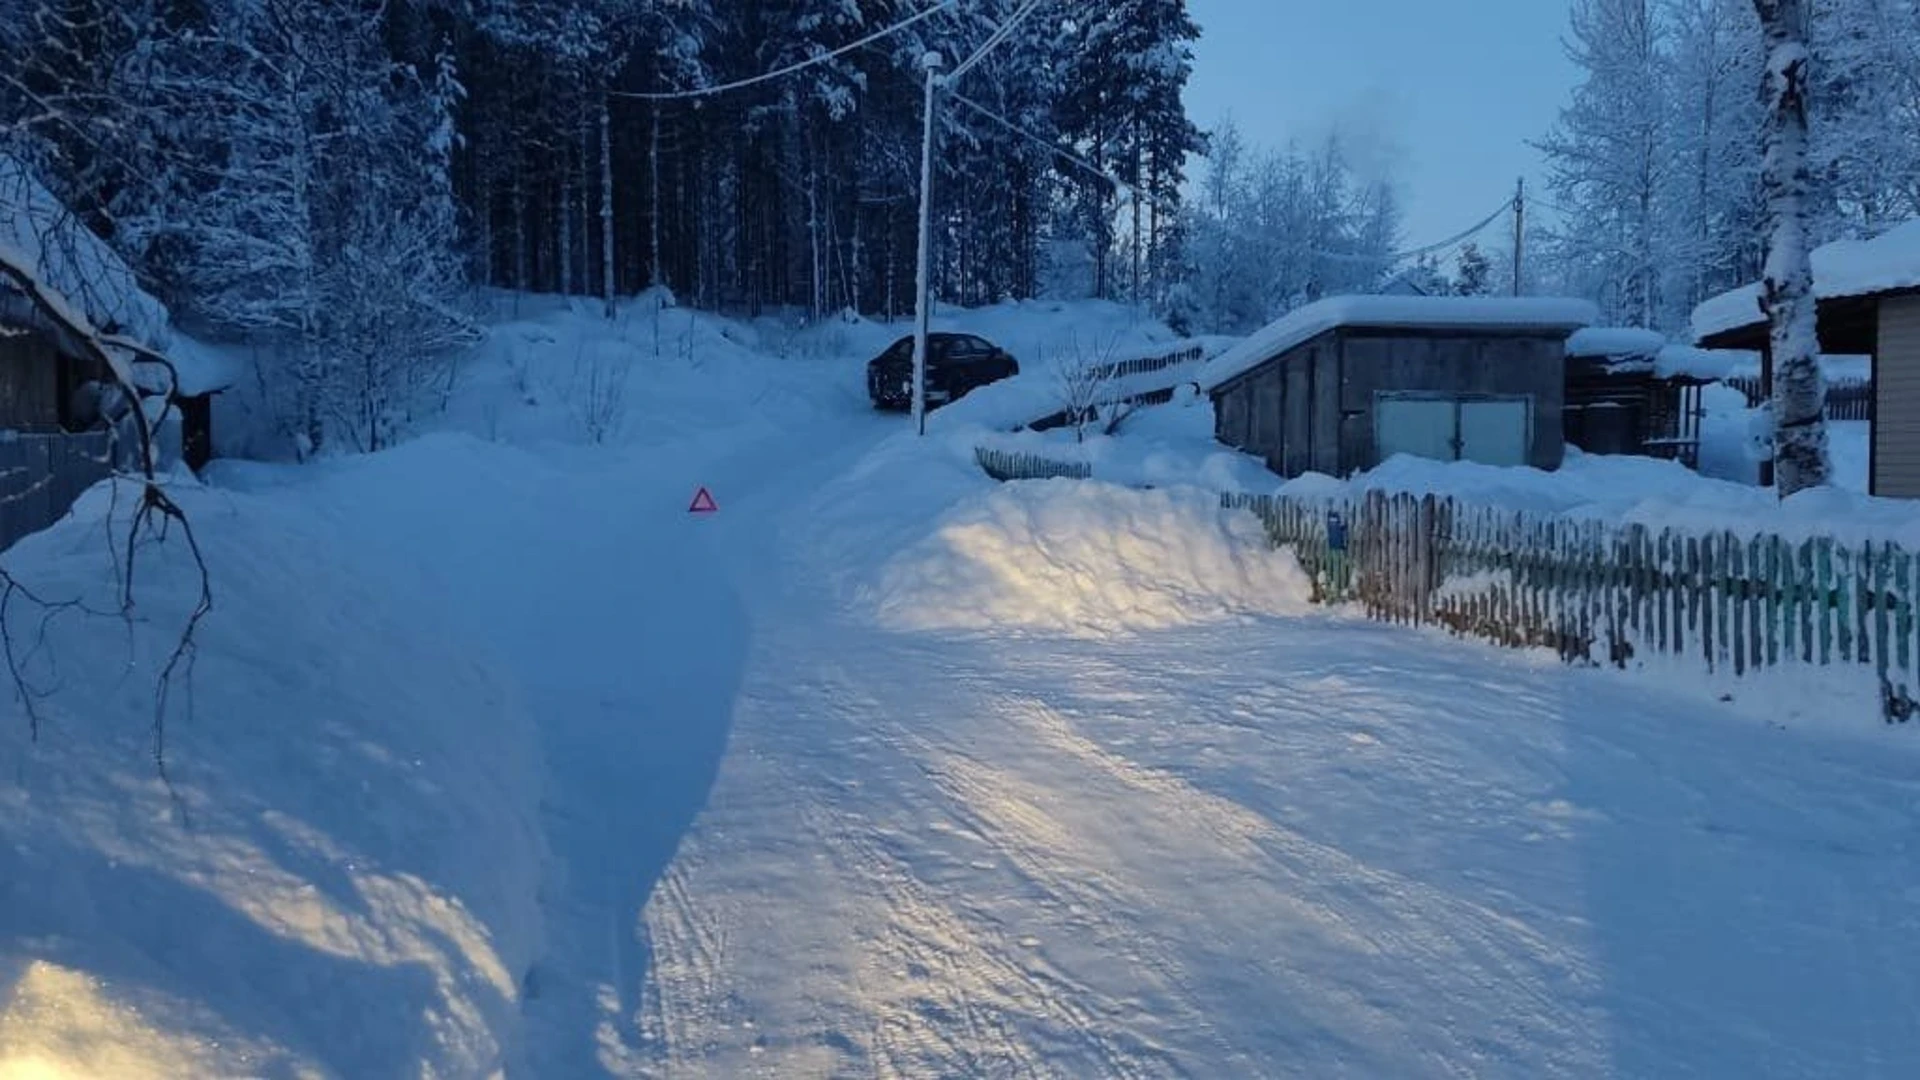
[1375,397,1457,463]
[1374,395,1533,467]
[1459,399,1531,466]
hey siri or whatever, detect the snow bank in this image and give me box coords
[1199,294,1598,391]
[0,448,546,1077]
[869,480,1313,638]
[1282,440,1905,545]
[1692,218,1920,340]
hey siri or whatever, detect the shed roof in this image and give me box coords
[1567,326,1666,360]
[1199,294,1599,392]
[0,152,170,351]
[1691,219,1920,343]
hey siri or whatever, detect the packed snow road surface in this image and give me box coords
[620,439,1920,1079]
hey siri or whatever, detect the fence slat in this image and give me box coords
[1874,543,1892,686]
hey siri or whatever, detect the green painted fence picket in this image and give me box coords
[970,445,1916,722]
[1226,489,1918,724]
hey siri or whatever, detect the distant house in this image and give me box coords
[1199,294,1597,478]
[0,155,236,547]
[1,153,233,474]
[1693,219,1919,495]
[1563,327,1719,468]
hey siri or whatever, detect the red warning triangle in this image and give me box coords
[688,487,719,514]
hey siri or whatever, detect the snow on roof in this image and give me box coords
[1566,326,1667,359]
[1655,344,1744,381]
[1199,294,1599,392]
[1691,219,1920,342]
[153,333,243,396]
[0,152,171,351]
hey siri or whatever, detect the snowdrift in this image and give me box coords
[0,456,545,1078]
[869,480,1313,638]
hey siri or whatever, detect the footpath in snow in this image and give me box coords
[3,296,1917,1078]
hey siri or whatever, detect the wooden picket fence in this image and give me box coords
[1726,375,1872,421]
[0,431,114,552]
[1230,489,1919,722]
[974,447,1092,482]
[974,446,1918,721]
[1095,343,1206,382]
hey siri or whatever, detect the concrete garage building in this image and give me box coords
[1693,220,1920,497]
[1200,295,1598,479]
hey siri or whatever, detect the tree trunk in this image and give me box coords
[600,93,616,320]
[1753,0,1830,496]
[650,102,662,287]
[560,140,575,296]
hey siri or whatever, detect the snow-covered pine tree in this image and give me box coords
[1056,0,1202,304]
[1663,0,1767,314]
[1538,0,1673,328]
[1753,0,1831,495]
[1454,243,1494,296]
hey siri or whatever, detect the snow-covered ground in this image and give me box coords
[4,295,1917,1079]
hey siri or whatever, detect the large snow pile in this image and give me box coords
[1693,218,1920,340]
[0,152,170,349]
[868,480,1313,638]
[0,445,546,1078]
[1199,294,1598,391]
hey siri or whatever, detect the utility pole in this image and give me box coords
[911,50,945,436]
[911,0,1044,436]
[1511,177,1526,297]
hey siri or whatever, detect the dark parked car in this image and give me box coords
[867,333,1019,411]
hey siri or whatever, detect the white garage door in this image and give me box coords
[1459,399,1532,467]
[1375,395,1533,467]
[1375,398,1458,463]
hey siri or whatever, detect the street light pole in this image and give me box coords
[911,50,944,437]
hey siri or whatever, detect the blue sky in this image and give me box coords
[1184,0,1578,252]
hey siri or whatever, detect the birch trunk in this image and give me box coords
[1753,0,1830,496]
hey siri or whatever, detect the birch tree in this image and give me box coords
[1753,0,1831,495]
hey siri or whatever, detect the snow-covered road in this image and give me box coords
[590,425,1920,1078]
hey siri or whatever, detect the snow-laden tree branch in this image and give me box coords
[0,238,211,775]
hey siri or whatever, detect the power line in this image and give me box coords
[945,0,1046,84]
[946,92,1171,210]
[1390,198,1516,262]
[608,0,959,102]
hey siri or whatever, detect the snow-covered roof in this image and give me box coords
[1199,294,1599,391]
[149,334,243,397]
[1566,326,1666,360]
[1655,344,1744,381]
[1691,219,1920,342]
[0,152,171,351]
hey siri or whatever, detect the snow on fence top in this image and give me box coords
[1198,294,1599,392]
[0,152,171,350]
[1692,218,1920,342]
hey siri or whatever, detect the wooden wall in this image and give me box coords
[1212,327,1570,478]
[0,328,62,431]
[1875,295,1920,498]
[1338,330,1566,473]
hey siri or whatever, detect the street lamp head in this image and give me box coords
[921,50,945,72]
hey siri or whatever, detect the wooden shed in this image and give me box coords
[1200,295,1597,478]
[1563,327,1709,468]
[1693,219,1919,496]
